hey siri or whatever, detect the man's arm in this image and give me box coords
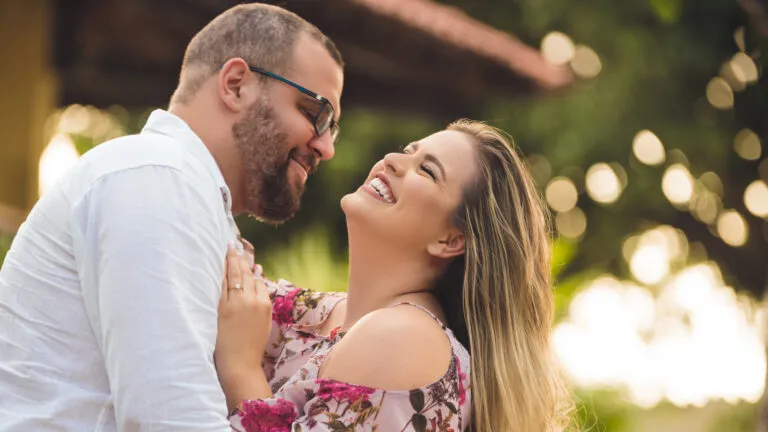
[73,166,231,430]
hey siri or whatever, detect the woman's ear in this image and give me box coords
[427,230,466,259]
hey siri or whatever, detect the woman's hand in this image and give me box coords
[215,244,273,402]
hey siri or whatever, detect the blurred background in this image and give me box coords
[1,0,767,430]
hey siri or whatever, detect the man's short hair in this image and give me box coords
[171,3,343,105]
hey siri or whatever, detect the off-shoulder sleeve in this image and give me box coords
[228,379,379,432]
[229,372,470,431]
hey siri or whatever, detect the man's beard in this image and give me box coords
[232,97,304,223]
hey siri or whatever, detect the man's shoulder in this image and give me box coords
[80,132,186,174]
[61,132,222,210]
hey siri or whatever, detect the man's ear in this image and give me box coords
[218,58,253,113]
[427,230,466,259]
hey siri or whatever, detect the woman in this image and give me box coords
[215,120,573,431]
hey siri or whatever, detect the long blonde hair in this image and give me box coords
[436,120,573,431]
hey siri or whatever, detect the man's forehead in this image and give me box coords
[285,34,343,116]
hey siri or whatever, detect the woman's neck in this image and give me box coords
[341,230,437,330]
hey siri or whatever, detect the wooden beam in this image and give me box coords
[0,0,57,231]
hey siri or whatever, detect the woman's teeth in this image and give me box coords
[369,178,393,203]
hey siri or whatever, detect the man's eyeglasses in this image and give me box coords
[248,66,339,142]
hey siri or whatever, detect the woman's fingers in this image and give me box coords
[238,254,256,299]
[240,237,256,269]
[226,244,243,295]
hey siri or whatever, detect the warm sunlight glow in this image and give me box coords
[38,134,80,197]
[553,260,766,409]
[546,177,578,212]
[58,104,91,135]
[662,164,694,205]
[586,163,622,204]
[717,210,748,247]
[706,77,734,109]
[571,45,602,78]
[745,180,768,218]
[633,130,666,166]
[541,31,575,66]
[734,129,762,161]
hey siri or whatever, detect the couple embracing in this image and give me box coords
[0,4,571,432]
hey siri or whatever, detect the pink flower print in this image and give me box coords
[456,356,467,407]
[272,288,300,326]
[238,399,297,432]
[316,379,376,404]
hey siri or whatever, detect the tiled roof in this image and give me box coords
[352,0,573,89]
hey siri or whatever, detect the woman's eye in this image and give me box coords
[421,164,437,180]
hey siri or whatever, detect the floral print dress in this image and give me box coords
[229,278,472,432]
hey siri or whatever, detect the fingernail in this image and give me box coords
[254,264,264,277]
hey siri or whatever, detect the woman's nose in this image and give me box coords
[383,152,406,176]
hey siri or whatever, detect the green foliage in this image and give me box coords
[0,234,12,265]
[572,389,635,432]
[710,402,759,432]
[649,0,684,24]
[259,226,349,293]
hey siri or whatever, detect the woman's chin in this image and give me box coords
[340,191,362,216]
[340,190,375,221]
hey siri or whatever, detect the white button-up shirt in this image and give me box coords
[0,110,238,431]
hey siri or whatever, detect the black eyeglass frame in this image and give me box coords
[248,66,339,141]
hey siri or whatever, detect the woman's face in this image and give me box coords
[341,130,477,255]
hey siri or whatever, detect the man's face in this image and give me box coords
[233,33,344,223]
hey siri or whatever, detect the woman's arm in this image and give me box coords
[215,246,274,412]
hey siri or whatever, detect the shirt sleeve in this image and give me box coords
[72,166,232,431]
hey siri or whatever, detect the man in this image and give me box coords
[0,4,343,430]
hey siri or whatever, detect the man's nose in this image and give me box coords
[308,130,335,161]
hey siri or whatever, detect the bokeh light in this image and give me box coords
[527,154,552,186]
[730,52,759,85]
[662,164,694,205]
[546,176,578,212]
[541,31,575,65]
[570,45,602,78]
[690,190,721,224]
[734,26,746,52]
[744,180,768,218]
[699,172,724,197]
[716,210,748,247]
[38,134,80,197]
[586,163,622,204]
[555,207,587,239]
[733,129,762,161]
[720,61,747,92]
[627,226,686,285]
[631,243,670,285]
[705,77,734,110]
[632,129,666,166]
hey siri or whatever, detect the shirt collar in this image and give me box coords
[141,109,233,213]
